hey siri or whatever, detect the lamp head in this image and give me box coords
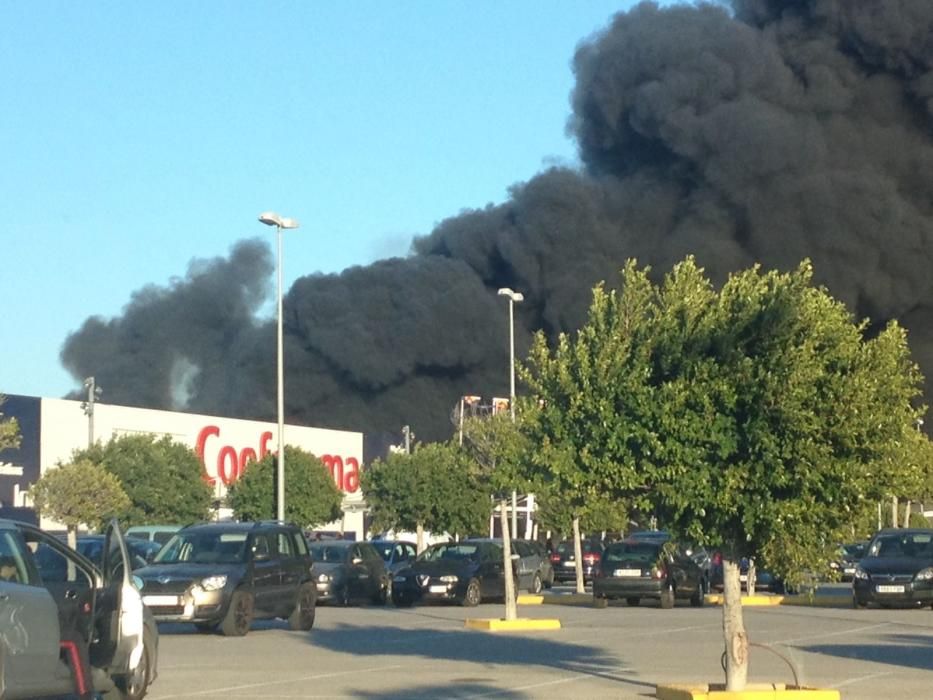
[258,212,299,229]
[497,288,524,302]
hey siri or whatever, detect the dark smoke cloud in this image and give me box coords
[62,1,933,441]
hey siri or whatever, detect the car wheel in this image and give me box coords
[371,579,388,605]
[337,583,351,607]
[115,634,151,700]
[626,597,640,607]
[593,593,609,609]
[194,622,218,633]
[660,584,675,609]
[529,572,543,595]
[393,593,413,608]
[853,596,868,609]
[221,590,254,636]
[462,578,482,607]
[690,585,705,608]
[288,583,317,631]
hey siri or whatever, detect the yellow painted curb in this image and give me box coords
[656,683,840,700]
[703,594,853,608]
[517,594,544,605]
[464,617,562,631]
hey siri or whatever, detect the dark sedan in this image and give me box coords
[550,539,604,583]
[853,528,933,609]
[593,538,706,608]
[391,540,512,607]
[830,541,868,582]
[308,540,388,605]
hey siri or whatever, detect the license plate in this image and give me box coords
[843,567,855,574]
[143,595,181,606]
[876,585,905,593]
[563,561,575,567]
[739,575,748,582]
[614,569,642,577]
[428,585,448,593]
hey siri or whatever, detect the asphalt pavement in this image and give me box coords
[145,585,933,699]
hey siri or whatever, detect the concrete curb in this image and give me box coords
[703,594,853,608]
[656,683,840,699]
[464,617,562,631]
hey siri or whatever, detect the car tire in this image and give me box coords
[853,596,868,609]
[288,583,317,631]
[626,597,640,607]
[529,572,543,595]
[462,578,482,607]
[221,590,254,636]
[690,586,705,608]
[393,593,413,608]
[371,579,388,605]
[337,583,351,607]
[593,593,609,609]
[114,632,152,700]
[660,584,675,609]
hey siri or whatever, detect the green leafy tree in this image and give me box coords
[522,257,926,690]
[0,396,20,452]
[77,433,213,527]
[362,442,487,551]
[32,458,130,546]
[227,446,343,527]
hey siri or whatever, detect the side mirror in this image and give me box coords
[352,557,363,565]
[511,553,521,561]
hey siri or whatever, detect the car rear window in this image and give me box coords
[603,542,660,563]
[308,544,349,562]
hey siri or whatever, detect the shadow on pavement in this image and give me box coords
[802,632,933,672]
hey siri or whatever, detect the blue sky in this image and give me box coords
[0,1,636,400]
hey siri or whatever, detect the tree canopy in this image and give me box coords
[522,257,929,578]
[0,396,20,452]
[226,446,343,527]
[77,433,213,527]
[361,441,488,540]
[32,458,130,533]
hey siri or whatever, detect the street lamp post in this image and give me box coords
[259,211,300,522]
[497,287,523,542]
[81,376,102,448]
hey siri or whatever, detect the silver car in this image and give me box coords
[0,519,157,699]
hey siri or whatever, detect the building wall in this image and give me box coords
[2,395,367,537]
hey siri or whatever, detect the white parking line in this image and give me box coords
[772,622,891,646]
[153,664,403,698]
[831,671,894,688]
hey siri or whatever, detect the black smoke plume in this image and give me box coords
[62,1,933,441]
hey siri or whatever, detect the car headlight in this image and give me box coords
[317,573,331,583]
[439,575,458,583]
[914,567,933,581]
[853,566,869,580]
[393,575,407,583]
[200,575,227,591]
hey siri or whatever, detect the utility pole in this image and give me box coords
[81,377,102,448]
[402,425,412,454]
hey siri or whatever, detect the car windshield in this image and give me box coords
[153,532,248,564]
[603,542,660,563]
[868,534,933,559]
[419,544,479,562]
[841,543,867,558]
[556,541,601,555]
[308,544,349,562]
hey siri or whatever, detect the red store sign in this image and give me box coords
[195,425,361,493]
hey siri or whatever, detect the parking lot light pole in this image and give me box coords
[259,211,300,522]
[497,288,523,537]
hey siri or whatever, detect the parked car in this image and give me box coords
[125,524,183,545]
[371,539,418,574]
[77,534,163,568]
[391,539,515,607]
[512,539,554,593]
[4,518,158,699]
[134,520,316,635]
[853,528,933,609]
[593,537,706,608]
[550,539,605,583]
[627,530,711,591]
[709,551,784,593]
[308,539,388,605]
[830,541,868,582]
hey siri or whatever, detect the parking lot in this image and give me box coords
[146,588,933,699]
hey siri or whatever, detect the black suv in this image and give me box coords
[134,521,316,636]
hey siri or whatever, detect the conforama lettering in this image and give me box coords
[195,425,360,493]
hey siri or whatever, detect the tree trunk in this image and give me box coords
[416,521,424,554]
[891,496,898,528]
[499,499,517,620]
[572,516,585,594]
[67,525,78,581]
[722,558,749,691]
[746,558,756,596]
[903,500,911,528]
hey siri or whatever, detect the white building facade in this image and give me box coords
[0,395,369,538]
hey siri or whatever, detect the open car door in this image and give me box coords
[99,520,145,684]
